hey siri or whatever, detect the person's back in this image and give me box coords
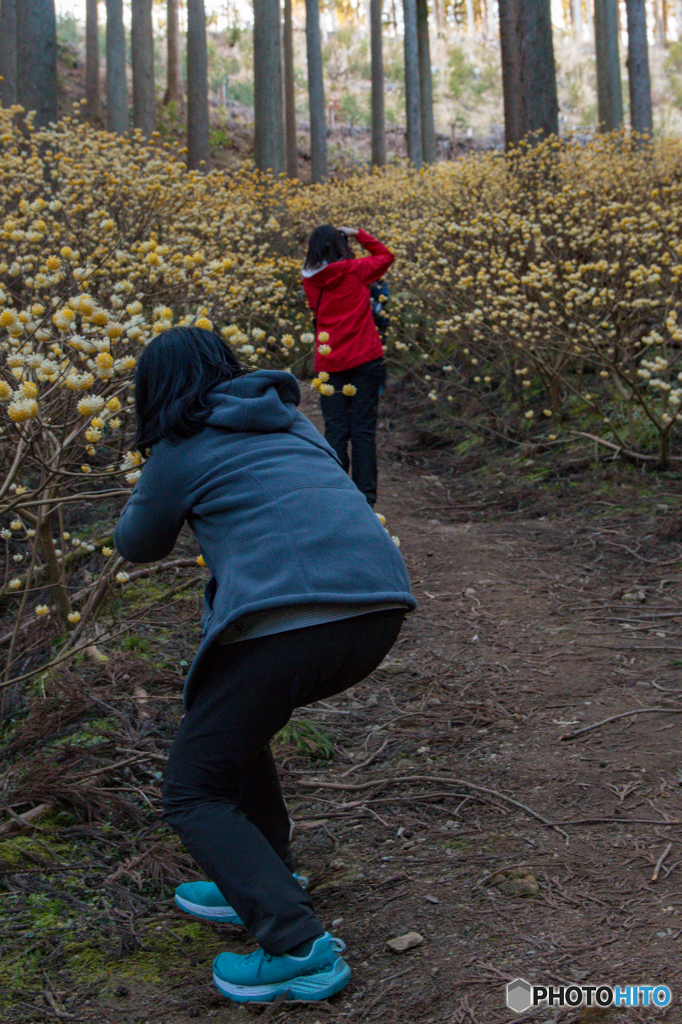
[302,225,394,507]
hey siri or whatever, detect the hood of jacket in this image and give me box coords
[301,258,352,286]
[205,371,301,433]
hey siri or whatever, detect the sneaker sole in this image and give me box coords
[213,957,351,1003]
[174,893,244,925]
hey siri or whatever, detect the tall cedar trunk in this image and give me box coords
[370,0,386,165]
[106,0,127,133]
[254,0,285,174]
[585,0,594,40]
[624,0,653,134]
[305,0,328,181]
[86,0,101,121]
[17,0,57,127]
[677,1,682,52]
[594,0,623,131]
[403,0,422,166]
[0,0,17,108]
[466,0,474,35]
[498,0,558,148]
[283,0,298,177]
[187,0,210,169]
[435,0,444,35]
[164,0,183,107]
[416,0,436,163]
[131,0,155,137]
[572,0,583,38]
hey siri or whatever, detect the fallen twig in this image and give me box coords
[561,707,682,741]
[652,843,674,883]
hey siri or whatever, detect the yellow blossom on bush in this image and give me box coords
[35,605,50,617]
[196,317,212,330]
[342,384,357,397]
[67,611,81,623]
[319,383,335,396]
[197,554,206,567]
[318,332,330,342]
[8,398,38,422]
[106,397,121,412]
[66,371,96,392]
[116,571,129,583]
[81,464,91,473]
[0,381,12,401]
[8,578,21,591]
[18,380,38,399]
[318,345,332,356]
[77,395,105,416]
[101,546,113,556]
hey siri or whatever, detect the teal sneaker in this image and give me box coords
[212,932,350,1003]
[174,873,309,925]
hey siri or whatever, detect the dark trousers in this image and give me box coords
[319,358,386,507]
[162,608,405,955]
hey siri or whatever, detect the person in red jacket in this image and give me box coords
[302,224,394,507]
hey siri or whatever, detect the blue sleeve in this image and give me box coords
[114,447,188,563]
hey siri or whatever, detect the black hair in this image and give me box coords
[304,224,354,269]
[133,326,247,452]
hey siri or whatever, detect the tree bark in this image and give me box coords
[466,0,474,36]
[17,0,57,128]
[624,0,653,134]
[131,0,155,138]
[187,0,210,169]
[86,0,101,122]
[0,0,17,108]
[283,0,298,177]
[254,0,285,175]
[370,0,386,166]
[164,0,183,108]
[498,0,559,148]
[572,0,583,39]
[305,0,328,181]
[403,0,422,166]
[416,0,436,163]
[105,0,127,133]
[594,0,623,131]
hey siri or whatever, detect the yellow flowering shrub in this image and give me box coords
[3,109,682,690]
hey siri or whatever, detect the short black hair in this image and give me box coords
[133,326,246,452]
[304,224,354,269]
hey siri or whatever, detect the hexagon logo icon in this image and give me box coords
[507,978,533,1013]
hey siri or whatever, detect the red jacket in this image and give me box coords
[302,229,394,373]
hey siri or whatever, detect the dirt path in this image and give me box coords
[9,395,682,1024]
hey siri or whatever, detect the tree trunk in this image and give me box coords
[283,0,298,177]
[86,0,101,122]
[466,0,474,36]
[17,0,57,128]
[187,0,210,169]
[403,0,422,166]
[254,0,285,175]
[625,0,653,134]
[0,0,16,108]
[572,0,583,39]
[585,0,594,40]
[305,0,328,181]
[594,0,623,131]
[416,0,436,163]
[498,0,559,148]
[105,0,127,133]
[164,0,183,108]
[131,0,155,137]
[370,0,386,166]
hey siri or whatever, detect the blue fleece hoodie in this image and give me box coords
[114,370,416,698]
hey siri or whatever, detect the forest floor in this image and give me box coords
[3,387,682,1023]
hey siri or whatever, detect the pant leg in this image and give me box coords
[319,388,351,472]
[237,744,296,873]
[162,610,405,954]
[348,361,384,507]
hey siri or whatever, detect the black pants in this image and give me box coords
[162,608,405,955]
[319,358,386,507]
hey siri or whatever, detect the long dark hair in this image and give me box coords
[134,327,247,452]
[304,225,354,270]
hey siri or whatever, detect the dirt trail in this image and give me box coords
[15,395,682,1024]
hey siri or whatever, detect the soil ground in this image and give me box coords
[4,389,682,1023]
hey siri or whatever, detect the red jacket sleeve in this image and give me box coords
[351,229,395,284]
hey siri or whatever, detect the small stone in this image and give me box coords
[424,894,440,904]
[331,917,344,929]
[113,984,129,998]
[386,931,424,953]
[622,589,646,603]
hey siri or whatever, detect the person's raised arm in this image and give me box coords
[340,227,394,284]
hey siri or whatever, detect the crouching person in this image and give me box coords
[113,327,416,1003]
